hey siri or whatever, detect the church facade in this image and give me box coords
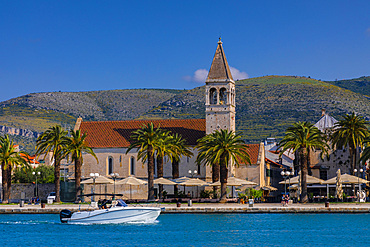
[76,39,266,197]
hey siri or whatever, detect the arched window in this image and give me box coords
[219,88,227,105]
[209,88,217,104]
[130,157,135,175]
[108,157,113,175]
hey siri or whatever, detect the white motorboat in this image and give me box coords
[60,199,161,224]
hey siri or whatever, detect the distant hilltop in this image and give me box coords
[326,76,370,97]
[0,75,369,153]
[0,125,40,139]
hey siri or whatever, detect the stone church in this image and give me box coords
[76,39,266,197]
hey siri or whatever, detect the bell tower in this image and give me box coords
[205,38,235,134]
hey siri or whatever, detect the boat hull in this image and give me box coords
[62,207,161,224]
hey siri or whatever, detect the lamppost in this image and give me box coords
[188,170,197,197]
[354,168,363,202]
[32,171,41,198]
[110,173,119,199]
[281,171,291,196]
[90,173,99,202]
[287,171,292,197]
[188,170,197,178]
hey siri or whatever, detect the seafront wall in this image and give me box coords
[1,205,370,214]
[10,183,55,201]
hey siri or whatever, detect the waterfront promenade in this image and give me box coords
[1,202,370,214]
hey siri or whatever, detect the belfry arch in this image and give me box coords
[209,88,218,105]
[219,88,227,105]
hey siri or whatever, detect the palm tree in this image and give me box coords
[67,129,98,202]
[196,129,251,202]
[35,125,69,202]
[154,130,174,199]
[126,123,163,201]
[0,135,29,203]
[171,133,193,195]
[279,122,328,203]
[330,113,369,179]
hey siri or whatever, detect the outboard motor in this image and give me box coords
[60,209,72,223]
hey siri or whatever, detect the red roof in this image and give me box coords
[79,119,206,148]
[237,143,260,165]
[20,153,40,164]
[265,158,282,168]
[244,144,261,165]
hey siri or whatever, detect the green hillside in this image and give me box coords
[142,76,370,142]
[0,89,182,129]
[326,76,370,97]
[0,89,182,153]
[1,76,369,153]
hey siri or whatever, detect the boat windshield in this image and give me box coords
[116,199,128,207]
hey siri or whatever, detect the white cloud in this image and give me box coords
[185,66,248,83]
[367,28,370,36]
[230,67,249,80]
[193,69,209,82]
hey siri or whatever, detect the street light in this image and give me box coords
[90,172,99,202]
[281,171,290,196]
[354,168,364,203]
[286,171,291,197]
[110,173,119,199]
[188,170,197,178]
[188,170,197,198]
[32,171,41,198]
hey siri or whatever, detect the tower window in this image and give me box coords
[219,88,227,105]
[108,157,113,175]
[210,88,217,104]
[130,157,135,175]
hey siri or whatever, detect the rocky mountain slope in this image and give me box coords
[1,76,369,153]
[143,76,370,142]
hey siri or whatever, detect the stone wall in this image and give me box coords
[10,183,55,201]
[81,147,207,181]
[310,148,353,179]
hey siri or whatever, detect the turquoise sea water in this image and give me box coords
[0,213,369,247]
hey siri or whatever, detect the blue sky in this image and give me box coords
[1,1,369,102]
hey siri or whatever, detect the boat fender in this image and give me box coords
[60,209,72,223]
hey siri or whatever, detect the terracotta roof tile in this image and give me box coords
[246,144,261,164]
[265,158,282,167]
[238,143,260,165]
[79,119,206,148]
[20,153,40,164]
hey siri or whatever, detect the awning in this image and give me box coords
[209,177,257,186]
[323,173,370,184]
[154,177,177,185]
[279,175,325,184]
[261,185,278,191]
[81,176,114,184]
[116,176,147,186]
[179,178,208,186]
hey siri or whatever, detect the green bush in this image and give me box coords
[200,190,212,198]
[244,188,263,199]
[12,165,54,184]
